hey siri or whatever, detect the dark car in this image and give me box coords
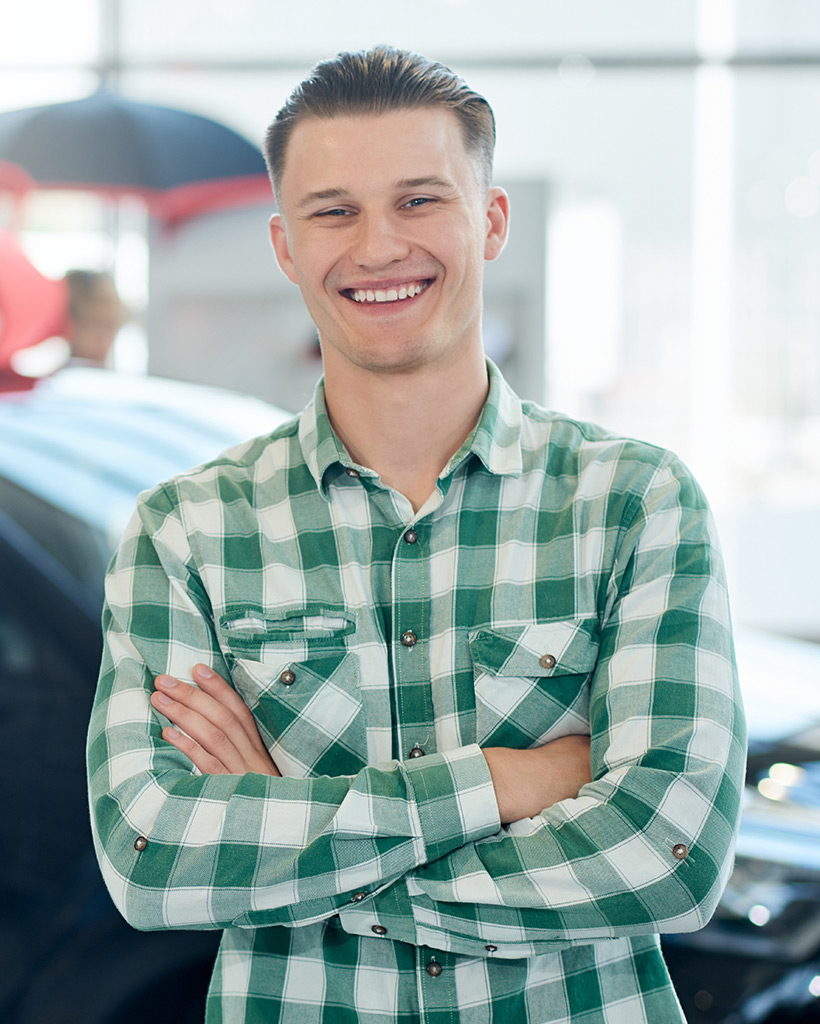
[664,629,820,1023]
[0,367,288,1024]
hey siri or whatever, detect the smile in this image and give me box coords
[345,280,431,304]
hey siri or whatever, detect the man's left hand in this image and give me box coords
[151,664,281,776]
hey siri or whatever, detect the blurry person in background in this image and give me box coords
[63,269,128,367]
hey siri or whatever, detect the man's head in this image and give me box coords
[264,45,496,199]
[266,48,509,382]
[64,269,127,365]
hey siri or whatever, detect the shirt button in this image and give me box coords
[351,891,368,902]
[485,944,498,953]
[400,630,418,648]
[134,836,148,851]
[539,653,556,669]
[279,669,295,686]
[672,843,689,860]
[371,924,388,936]
[425,959,443,977]
[408,745,425,758]
[345,467,360,478]
[403,529,418,544]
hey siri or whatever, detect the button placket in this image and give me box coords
[391,511,433,774]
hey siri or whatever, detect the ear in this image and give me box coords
[483,187,510,262]
[269,214,299,284]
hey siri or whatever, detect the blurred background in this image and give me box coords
[2,3,820,1023]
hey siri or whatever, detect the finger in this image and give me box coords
[162,725,231,775]
[191,665,269,753]
[151,679,280,776]
[151,689,246,772]
[154,673,259,761]
[190,666,280,773]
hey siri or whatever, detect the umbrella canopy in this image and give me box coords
[0,91,273,224]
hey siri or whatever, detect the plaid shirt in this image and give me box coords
[88,361,746,1023]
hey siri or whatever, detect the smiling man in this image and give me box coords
[88,46,746,1024]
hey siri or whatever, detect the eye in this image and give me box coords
[315,207,354,218]
[401,196,437,210]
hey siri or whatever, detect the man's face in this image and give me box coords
[269,107,508,378]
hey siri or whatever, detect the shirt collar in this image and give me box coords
[299,358,524,497]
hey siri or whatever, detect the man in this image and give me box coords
[63,269,128,367]
[88,46,746,1023]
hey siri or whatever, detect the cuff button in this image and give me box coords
[134,836,148,851]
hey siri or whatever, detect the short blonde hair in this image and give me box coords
[264,45,496,198]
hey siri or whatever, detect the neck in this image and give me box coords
[323,348,489,512]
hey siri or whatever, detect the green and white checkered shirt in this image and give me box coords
[88,361,746,1023]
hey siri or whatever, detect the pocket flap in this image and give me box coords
[218,604,355,655]
[469,618,599,677]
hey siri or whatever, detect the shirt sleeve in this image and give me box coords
[86,482,501,934]
[333,453,747,957]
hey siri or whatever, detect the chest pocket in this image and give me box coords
[468,618,599,747]
[218,606,366,778]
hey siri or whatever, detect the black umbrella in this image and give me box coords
[0,91,273,224]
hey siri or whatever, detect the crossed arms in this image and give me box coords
[151,663,593,824]
[87,451,746,957]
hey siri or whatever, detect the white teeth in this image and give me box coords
[350,282,428,303]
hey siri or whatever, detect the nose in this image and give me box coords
[349,210,410,271]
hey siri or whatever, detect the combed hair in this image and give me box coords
[264,45,496,197]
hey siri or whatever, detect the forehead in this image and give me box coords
[277,108,478,203]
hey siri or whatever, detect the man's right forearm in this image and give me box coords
[483,735,592,824]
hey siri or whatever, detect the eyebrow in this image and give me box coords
[295,176,457,210]
[296,187,348,210]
